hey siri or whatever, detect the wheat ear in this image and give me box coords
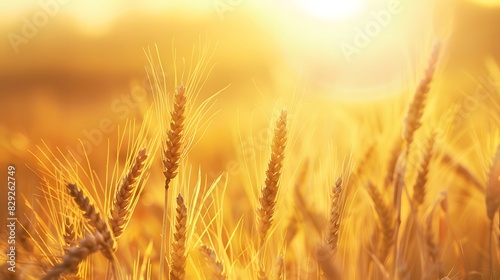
[170,193,188,280]
[199,245,226,280]
[66,183,116,260]
[109,148,148,239]
[403,43,440,146]
[160,85,187,279]
[164,85,186,189]
[412,135,435,208]
[326,177,343,253]
[42,233,103,280]
[367,181,394,262]
[256,109,287,279]
[257,109,288,247]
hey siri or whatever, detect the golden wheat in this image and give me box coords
[109,148,148,239]
[170,193,188,280]
[412,134,435,208]
[42,233,103,280]
[66,183,116,260]
[257,109,288,247]
[326,177,343,253]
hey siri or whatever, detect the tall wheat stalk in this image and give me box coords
[160,85,187,279]
[256,109,288,278]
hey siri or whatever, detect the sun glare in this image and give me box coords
[297,0,364,21]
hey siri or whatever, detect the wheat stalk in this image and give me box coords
[256,109,287,279]
[326,177,343,253]
[412,134,435,208]
[403,43,440,146]
[170,193,188,280]
[109,148,148,239]
[367,181,394,262]
[199,244,226,280]
[160,84,187,279]
[66,183,116,260]
[257,109,288,247]
[42,233,103,280]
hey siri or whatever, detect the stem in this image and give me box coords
[159,190,169,280]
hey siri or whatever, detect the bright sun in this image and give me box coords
[297,0,364,21]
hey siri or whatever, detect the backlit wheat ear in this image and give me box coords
[403,43,440,146]
[326,177,343,253]
[42,233,103,280]
[164,85,186,189]
[367,181,394,262]
[160,84,187,279]
[412,135,435,208]
[485,144,500,220]
[66,183,116,260]
[170,193,188,280]
[109,148,148,239]
[257,109,288,248]
[199,245,226,280]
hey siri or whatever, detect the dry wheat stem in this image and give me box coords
[367,181,394,262]
[412,135,435,208]
[66,183,116,260]
[170,193,188,280]
[199,244,226,280]
[109,148,148,239]
[160,85,187,280]
[326,177,343,253]
[42,233,103,280]
[257,109,288,248]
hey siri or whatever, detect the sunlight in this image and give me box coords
[297,0,365,21]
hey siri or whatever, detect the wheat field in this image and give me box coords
[1,1,500,280]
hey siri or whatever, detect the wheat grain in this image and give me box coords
[66,183,116,260]
[63,217,76,253]
[109,148,148,239]
[170,193,188,280]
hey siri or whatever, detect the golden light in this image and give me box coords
[296,0,365,21]
[469,0,500,7]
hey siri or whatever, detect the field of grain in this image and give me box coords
[0,0,500,279]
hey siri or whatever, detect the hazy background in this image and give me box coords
[0,0,499,223]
